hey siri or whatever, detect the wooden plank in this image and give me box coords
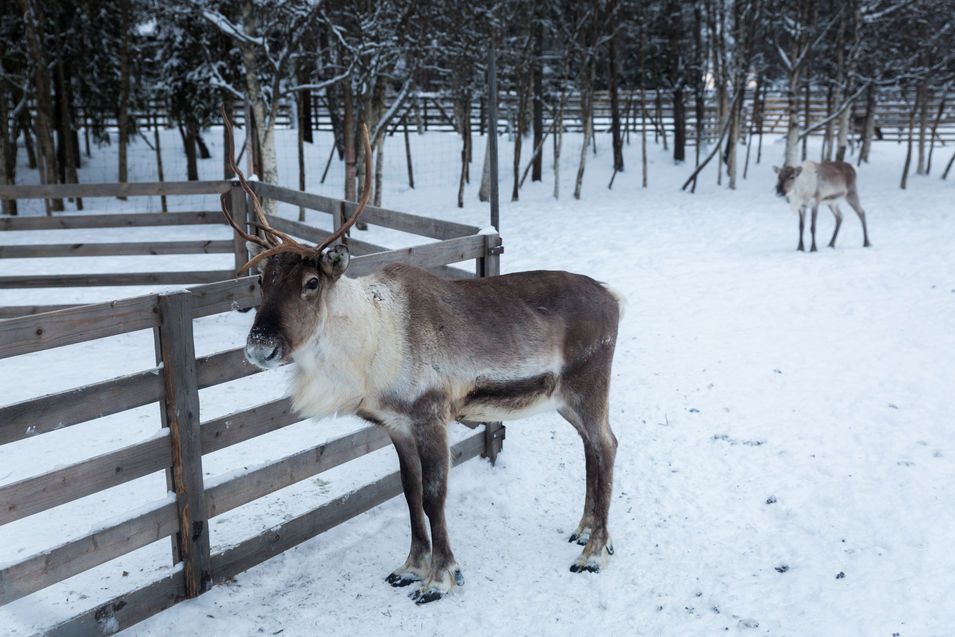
[0,294,158,359]
[211,430,485,582]
[205,425,392,518]
[250,182,339,215]
[267,215,383,255]
[229,185,248,273]
[200,398,301,455]
[195,346,263,389]
[251,181,478,239]
[0,240,234,258]
[188,275,260,318]
[343,200,479,240]
[0,270,233,289]
[0,500,178,606]
[348,234,486,276]
[0,304,78,318]
[156,291,213,597]
[0,211,224,231]
[0,434,171,525]
[0,180,230,200]
[40,570,186,637]
[0,368,164,445]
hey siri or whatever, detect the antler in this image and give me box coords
[219,106,373,275]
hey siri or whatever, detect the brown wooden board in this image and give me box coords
[156,292,213,597]
[0,211,223,231]
[0,294,158,359]
[188,276,260,318]
[0,270,234,289]
[199,398,301,455]
[0,180,230,200]
[0,241,234,258]
[348,234,486,275]
[40,570,186,637]
[0,500,177,606]
[0,434,171,525]
[249,182,339,215]
[195,346,263,389]
[0,368,164,445]
[342,200,479,240]
[204,425,392,518]
[211,430,484,582]
[0,304,78,318]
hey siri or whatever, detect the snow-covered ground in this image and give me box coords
[1,130,954,636]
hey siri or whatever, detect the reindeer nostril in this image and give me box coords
[265,346,280,361]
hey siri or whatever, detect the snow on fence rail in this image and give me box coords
[0,181,504,636]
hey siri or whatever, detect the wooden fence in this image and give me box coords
[0,181,505,635]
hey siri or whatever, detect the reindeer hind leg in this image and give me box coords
[846,189,872,247]
[810,205,819,252]
[559,355,618,574]
[797,207,806,252]
[828,204,843,248]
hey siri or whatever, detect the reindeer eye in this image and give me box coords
[304,277,319,291]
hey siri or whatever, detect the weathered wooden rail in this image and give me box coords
[0,180,505,635]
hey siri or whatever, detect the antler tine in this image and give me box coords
[315,123,373,253]
[238,240,316,275]
[220,107,300,249]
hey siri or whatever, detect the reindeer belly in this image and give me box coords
[457,372,561,421]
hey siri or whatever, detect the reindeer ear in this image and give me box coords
[772,165,780,174]
[320,244,350,281]
[243,241,269,275]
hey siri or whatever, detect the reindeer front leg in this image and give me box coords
[410,419,463,604]
[810,205,819,252]
[386,432,431,587]
[797,206,806,252]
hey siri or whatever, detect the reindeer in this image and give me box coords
[774,160,872,252]
[220,116,622,604]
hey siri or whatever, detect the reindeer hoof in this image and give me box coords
[797,246,805,252]
[569,532,590,546]
[810,245,818,252]
[864,241,872,248]
[386,572,420,588]
[570,562,600,573]
[411,587,444,604]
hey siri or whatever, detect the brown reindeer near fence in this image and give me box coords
[774,160,872,252]
[220,115,623,604]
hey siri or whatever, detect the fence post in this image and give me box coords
[478,232,505,464]
[229,182,248,273]
[157,290,213,597]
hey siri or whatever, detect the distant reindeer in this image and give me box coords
[774,160,872,251]
[851,112,883,144]
[220,116,623,604]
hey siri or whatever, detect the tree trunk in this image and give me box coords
[926,89,947,174]
[784,69,801,166]
[0,92,17,214]
[512,77,528,202]
[223,96,234,178]
[181,124,199,181]
[859,84,876,164]
[152,111,167,213]
[240,0,277,215]
[20,111,37,170]
[609,31,624,172]
[532,9,544,182]
[553,86,564,200]
[374,131,385,208]
[900,95,917,189]
[297,98,306,221]
[574,72,593,201]
[916,79,930,175]
[801,81,810,161]
[640,25,648,189]
[343,81,356,202]
[117,0,131,199]
[20,0,62,212]
[404,118,415,189]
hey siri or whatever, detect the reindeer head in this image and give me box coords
[219,111,372,369]
[773,165,802,198]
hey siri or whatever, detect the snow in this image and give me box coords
[1,129,954,636]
